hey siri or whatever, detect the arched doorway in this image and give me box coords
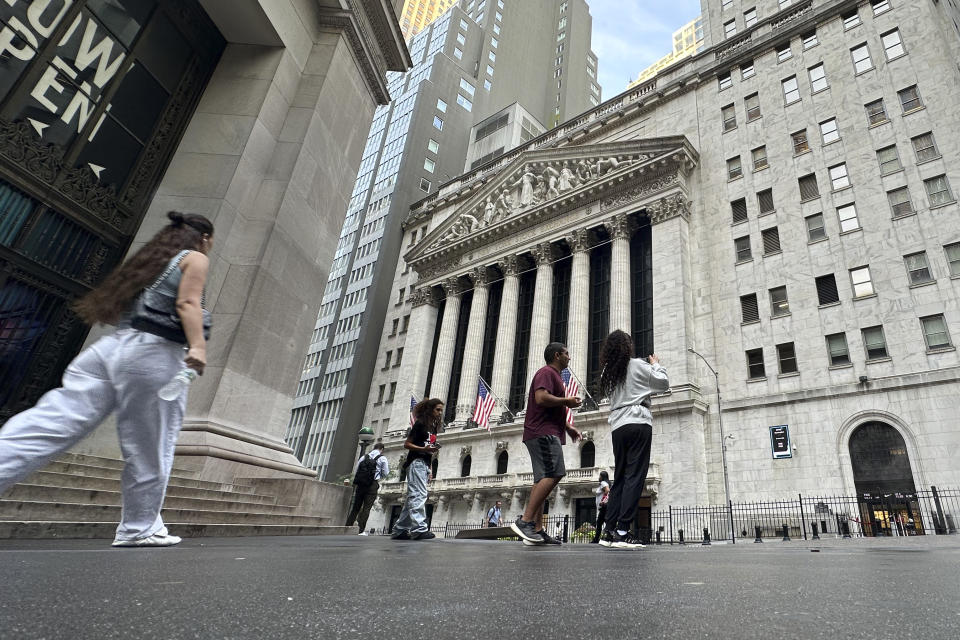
[460,455,472,477]
[496,451,508,475]
[580,441,595,468]
[849,421,919,536]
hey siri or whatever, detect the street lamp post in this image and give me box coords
[688,347,736,544]
[357,426,376,458]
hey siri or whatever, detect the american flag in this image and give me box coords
[409,396,418,426]
[561,368,580,427]
[471,378,496,431]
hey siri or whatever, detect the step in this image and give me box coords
[55,452,197,478]
[0,500,333,526]
[35,462,259,495]
[2,485,295,515]
[0,521,353,539]
[21,471,279,506]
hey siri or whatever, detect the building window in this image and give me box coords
[376,384,385,403]
[792,129,810,154]
[898,85,923,112]
[777,343,798,374]
[838,204,860,233]
[731,198,748,224]
[394,347,403,367]
[808,64,828,92]
[457,94,473,111]
[816,274,840,305]
[718,73,732,91]
[396,288,405,305]
[776,42,792,62]
[488,50,496,62]
[744,7,757,27]
[806,213,826,241]
[922,315,952,350]
[383,351,393,369]
[819,118,839,144]
[722,0,733,9]
[865,99,887,126]
[722,104,737,131]
[423,158,435,173]
[752,146,768,171]
[724,20,736,39]
[486,64,495,76]
[741,60,755,79]
[484,79,492,91]
[762,227,781,255]
[876,145,901,174]
[741,293,759,323]
[727,156,742,180]
[493,23,500,35]
[460,79,476,96]
[829,164,850,190]
[433,116,443,130]
[842,10,861,29]
[802,30,818,49]
[871,0,891,16]
[862,326,888,360]
[851,44,872,74]
[745,93,761,120]
[428,139,439,154]
[945,243,960,276]
[799,174,820,201]
[419,177,431,192]
[881,29,905,60]
[453,47,463,59]
[826,333,850,366]
[402,314,411,333]
[746,348,765,379]
[758,188,775,215]
[491,37,498,48]
[436,98,447,112]
[460,18,469,30]
[850,266,874,298]
[387,382,396,403]
[887,187,914,218]
[904,252,934,285]
[390,318,400,336]
[769,286,789,316]
[923,174,954,208]
[911,132,940,163]
[782,76,800,104]
[735,235,752,262]
[457,32,466,45]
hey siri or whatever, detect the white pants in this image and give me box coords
[0,329,187,541]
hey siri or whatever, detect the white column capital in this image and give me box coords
[442,277,465,297]
[498,254,521,277]
[531,242,556,266]
[648,194,692,225]
[604,213,633,240]
[470,266,491,288]
[566,228,591,253]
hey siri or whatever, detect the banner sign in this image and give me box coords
[770,425,791,459]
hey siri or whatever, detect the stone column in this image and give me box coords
[456,268,491,421]
[526,243,556,388]
[389,287,439,429]
[607,214,633,333]
[428,278,464,411]
[566,229,591,380]
[491,256,520,413]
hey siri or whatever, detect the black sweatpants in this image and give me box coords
[604,423,652,532]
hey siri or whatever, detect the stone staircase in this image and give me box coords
[0,453,351,539]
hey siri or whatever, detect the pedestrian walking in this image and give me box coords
[0,211,214,547]
[391,398,442,541]
[486,501,503,527]
[345,442,389,535]
[510,342,582,546]
[590,470,611,543]
[596,330,669,549]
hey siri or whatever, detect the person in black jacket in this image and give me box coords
[345,442,388,535]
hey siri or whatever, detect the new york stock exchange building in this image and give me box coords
[367,0,960,538]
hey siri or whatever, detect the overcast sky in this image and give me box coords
[588,0,702,97]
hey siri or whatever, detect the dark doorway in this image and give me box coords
[574,497,596,531]
[460,455,472,477]
[580,441,595,468]
[496,451,508,474]
[849,422,918,536]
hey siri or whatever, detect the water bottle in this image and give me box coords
[158,368,197,401]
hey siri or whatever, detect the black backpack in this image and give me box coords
[353,453,382,487]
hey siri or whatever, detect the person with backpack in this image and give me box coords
[345,442,388,535]
[486,501,503,527]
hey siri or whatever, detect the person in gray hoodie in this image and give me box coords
[596,330,670,549]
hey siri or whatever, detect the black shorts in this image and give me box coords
[524,435,566,482]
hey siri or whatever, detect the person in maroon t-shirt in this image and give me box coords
[510,342,582,545]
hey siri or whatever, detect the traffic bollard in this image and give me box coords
[842,520,852,539]
[678,528,685,545]
[811,523,820,540]
[782,523,791,541]
[754,525,763,543]
[702,528,711,545]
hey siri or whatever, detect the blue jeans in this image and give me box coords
[393,459,429,534]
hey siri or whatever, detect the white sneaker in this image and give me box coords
[112,534,182,547]
[358,532,369,536]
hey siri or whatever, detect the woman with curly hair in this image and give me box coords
[391,397,443,540]
[596,329,669,549]
[0,211,213,547]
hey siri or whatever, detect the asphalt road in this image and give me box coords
[1,535,958,640]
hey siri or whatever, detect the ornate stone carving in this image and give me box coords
[566,228,591,253]
[580,430,594,442]
[409,287,437,308]
[460,445,472,457]
[604,214,632,240]
[55,166,125,232]
[495,441,509,451]
[530,242,555,265]
[648,194,692,225]
[0,119,63,185]
[442,277,465,297]
[599,173,679,211]
[498,254,521,277]
[470,266,490,288]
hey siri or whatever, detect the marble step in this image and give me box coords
[0,521,353,539]
[3,485,293,514]
[34,461,259,495]
[55,452,197,477]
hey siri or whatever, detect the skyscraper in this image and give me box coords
[398,0,459,38]
[628,16,706,88]
[284,0,600,481]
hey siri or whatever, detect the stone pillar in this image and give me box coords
[526,243,556,388]
[428,278,464,411]
[491,256,520,413]
[566,229,591,380]
[607,214,632,333]
[389,287,439,429]
[456,268,491,421]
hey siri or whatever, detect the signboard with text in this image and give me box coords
[770,425,792,459]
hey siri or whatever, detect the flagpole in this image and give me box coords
[478,374,515,424]
[567,367,599,408]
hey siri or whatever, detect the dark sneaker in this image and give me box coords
[598,529,616,547]
[390,530,410,540]
[412,531,436,540]
[510,517,543,543]
[612,532,646,549]
[535,530,562,545]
